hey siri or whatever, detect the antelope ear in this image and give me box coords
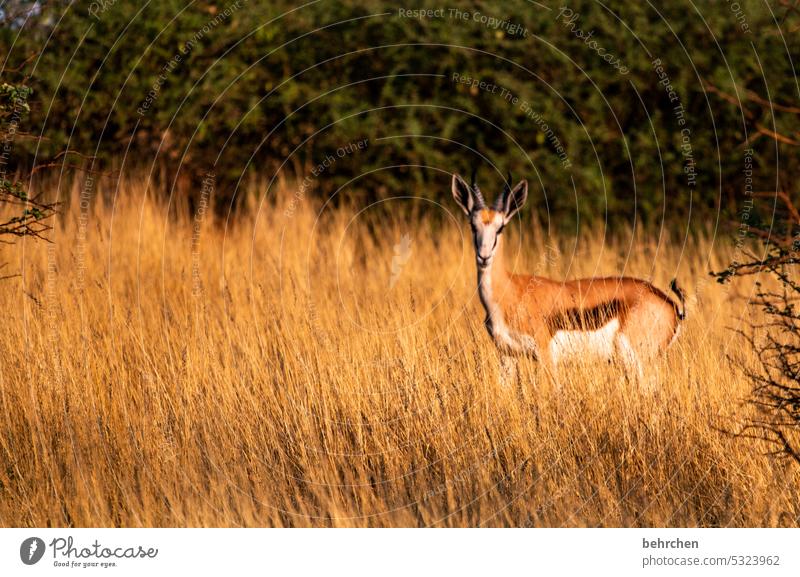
[451,173,474,216]
[501,180,528,223]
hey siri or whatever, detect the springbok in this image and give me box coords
[452,171,686,382]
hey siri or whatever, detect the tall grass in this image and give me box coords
[0,177,797,527]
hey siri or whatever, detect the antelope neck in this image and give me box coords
[477,235,510,326]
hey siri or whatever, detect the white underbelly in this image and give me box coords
[548,319,620,365]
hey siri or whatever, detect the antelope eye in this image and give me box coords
[497,224,505,235]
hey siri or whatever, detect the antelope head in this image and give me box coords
[452,170,528,270]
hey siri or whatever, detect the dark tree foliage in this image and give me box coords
[709,22,800,464]
[1,0,797,227]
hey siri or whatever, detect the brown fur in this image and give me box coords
[489,235,682,364]
[479,209,494,224]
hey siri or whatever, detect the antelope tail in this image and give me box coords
[669,278,686,321]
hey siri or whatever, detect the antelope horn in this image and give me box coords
[493,170,513,211]
[471,166,486,208]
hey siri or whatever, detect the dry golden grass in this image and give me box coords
[0,177,798,527]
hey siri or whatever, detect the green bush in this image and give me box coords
[2,0,797,227]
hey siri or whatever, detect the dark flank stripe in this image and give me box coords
[544,299,625,334]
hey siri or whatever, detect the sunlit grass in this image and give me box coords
[0,178,797,527]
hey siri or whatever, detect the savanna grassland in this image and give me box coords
[0,178,798,528]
